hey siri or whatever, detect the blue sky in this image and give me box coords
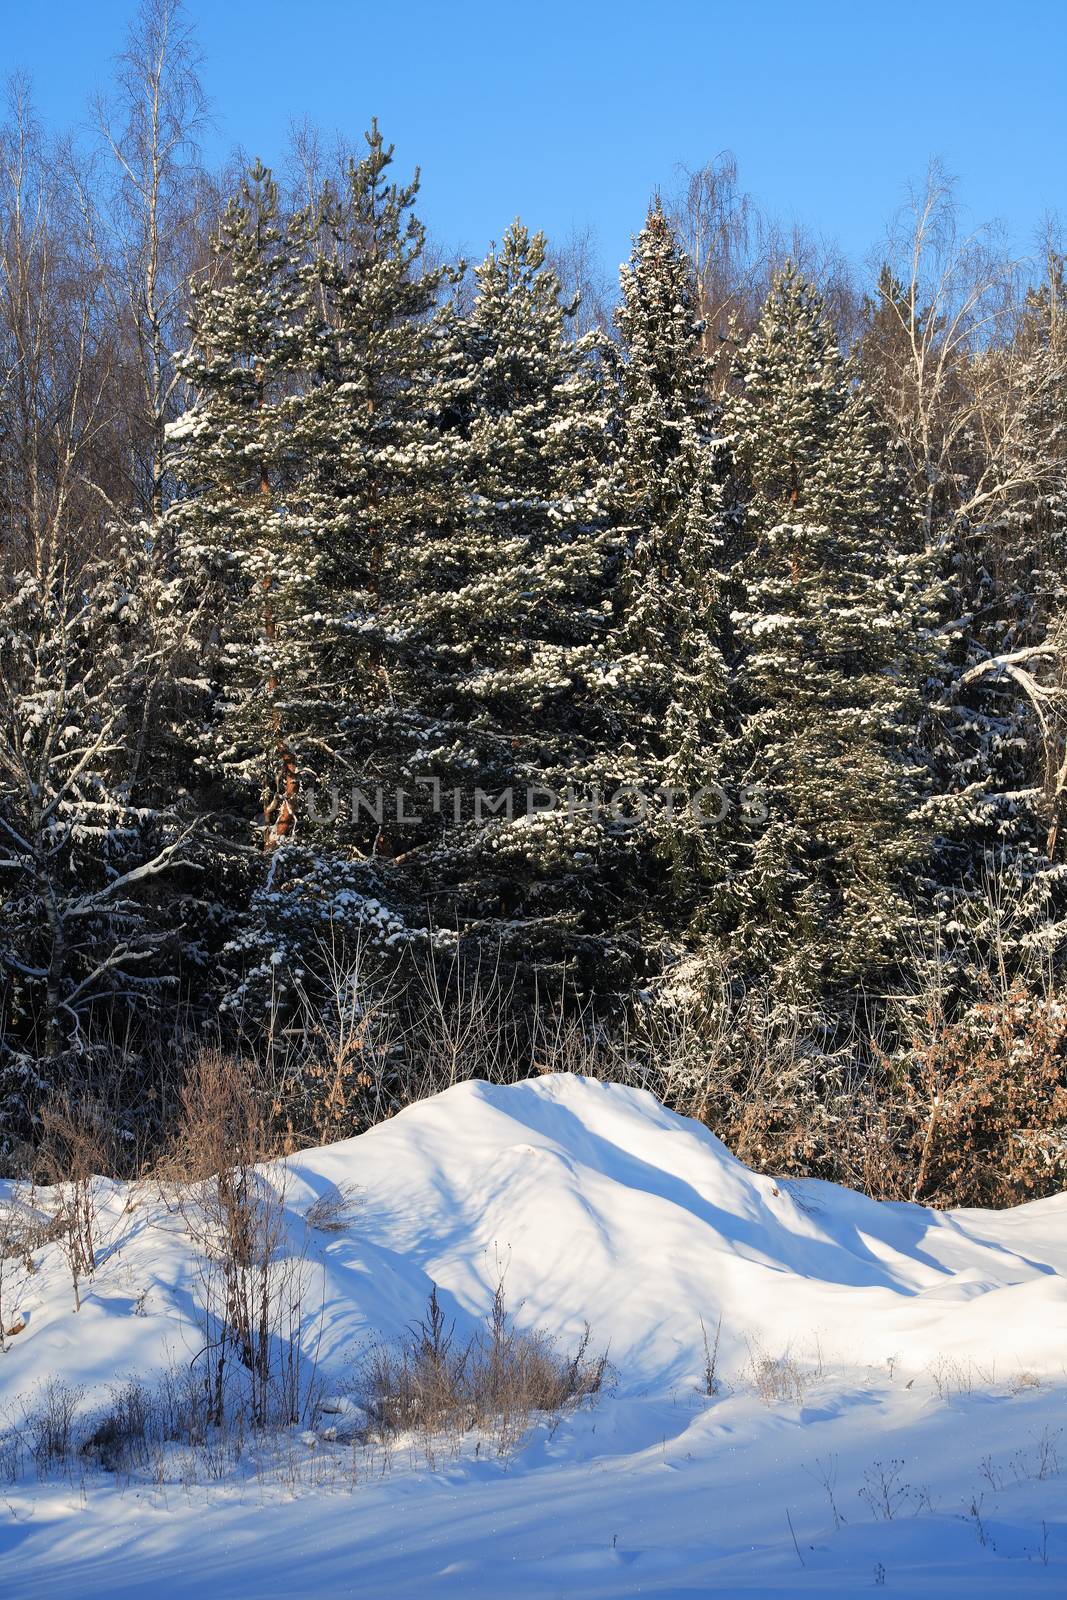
[5,0,1065,283]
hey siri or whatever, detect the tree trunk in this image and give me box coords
[258,452,299,850]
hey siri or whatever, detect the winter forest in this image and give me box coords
[2,0,1066,1212]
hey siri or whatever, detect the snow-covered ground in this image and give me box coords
[1,1073,1065,1597]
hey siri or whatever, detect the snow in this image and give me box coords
[1,1073,1065,1596]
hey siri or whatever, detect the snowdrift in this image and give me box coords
[4,1072,1067,1402]
[295,1071,1067,1384]
[2,1074,1066,1599]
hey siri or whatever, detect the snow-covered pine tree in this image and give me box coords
[1013,256,1067,869]
[718,263,929,1005]
[233,125,472,1026]
[164,129,462,1030]
[387,221,626,990]
[608,200,733,924]
[165,159,320,851]
[300,120,461,847]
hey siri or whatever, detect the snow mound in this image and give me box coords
[4,1073,1067,1403]
[291,1072,1067,1382]
[3,1074,1067,1599]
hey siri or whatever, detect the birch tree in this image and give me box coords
[81,0,210,524]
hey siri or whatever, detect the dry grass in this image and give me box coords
[159,1047,271,1186]
[361,1283,608,1457]
[744,1335,824,1407]
[32,1092,119,1311]
[304,1183,362,1233]
[157,1049,319,1431]
[0,1377,84,1481]
[0,1279,609,1492]
[700,1314,723,1396]
[15,897,1067,1215]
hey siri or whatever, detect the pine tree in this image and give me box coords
[718,263,929,1004]
[163,132,455,1025]
[609,201,733,918]
[165,159,321,849]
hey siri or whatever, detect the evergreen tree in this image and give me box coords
[163,131,456,1024]
[303,121,460,840]
[609,201,733,918]
[718,264,929,1004]
[386,222,625,989]
[1001,255,1067,641]
[165,159,321,849]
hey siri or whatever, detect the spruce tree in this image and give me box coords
[1000,255,1067,642]
[609,201,733,917]
[386,222,624,989]
[719,263,929,1004]
[303,121,460,839]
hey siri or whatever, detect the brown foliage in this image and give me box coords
[896,986,1067,1207]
